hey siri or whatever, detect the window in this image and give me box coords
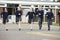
[23,8,30,15]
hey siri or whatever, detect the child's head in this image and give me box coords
[38,5,43,10]
[48,8,51,12]
[17,6,21,10]
[4,8,7,12]
[30,7,33,12]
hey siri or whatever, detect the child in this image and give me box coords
[36,5,44,30]
[15,7,23,31]
[1,8,9,31]
[46,8,54,31]
[26,7,35,30]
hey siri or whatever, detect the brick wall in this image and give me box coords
[0,8,3,14]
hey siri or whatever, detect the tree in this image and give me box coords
[57,0,60,2]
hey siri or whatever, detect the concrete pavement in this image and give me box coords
[0,23,60,31]
[0,23,60,40]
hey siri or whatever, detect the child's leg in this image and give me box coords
[30,19,33,30]
[48,19,50,31]
[19,17,22,31]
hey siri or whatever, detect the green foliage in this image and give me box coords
[57,0,60,2]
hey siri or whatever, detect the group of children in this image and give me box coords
[1,5,59,31]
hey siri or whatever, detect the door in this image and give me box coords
[7,4,19,23]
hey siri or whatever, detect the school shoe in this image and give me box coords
[39,28,41,30]
[39,26,42,30]
[19,28,21,31]
[48,29,50,31]
[6,29,8,31]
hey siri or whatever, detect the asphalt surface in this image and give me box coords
[0,23,60,40]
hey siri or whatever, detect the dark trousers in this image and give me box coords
[16,16,22,22]
[3,18,7,24]
[38,17,43,30]
[47,19,52,30]
[28,18,33,24]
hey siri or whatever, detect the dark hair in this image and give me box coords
[48,8,53,12]
[31,8,34,12]
[16,6,21,10]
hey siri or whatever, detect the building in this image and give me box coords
[0,0,60,23]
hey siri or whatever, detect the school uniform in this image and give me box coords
[36,9,44,30]
[15,10,22,22]
[1,12,8,24]
[46,12,54,31]
[26,11,35,24]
